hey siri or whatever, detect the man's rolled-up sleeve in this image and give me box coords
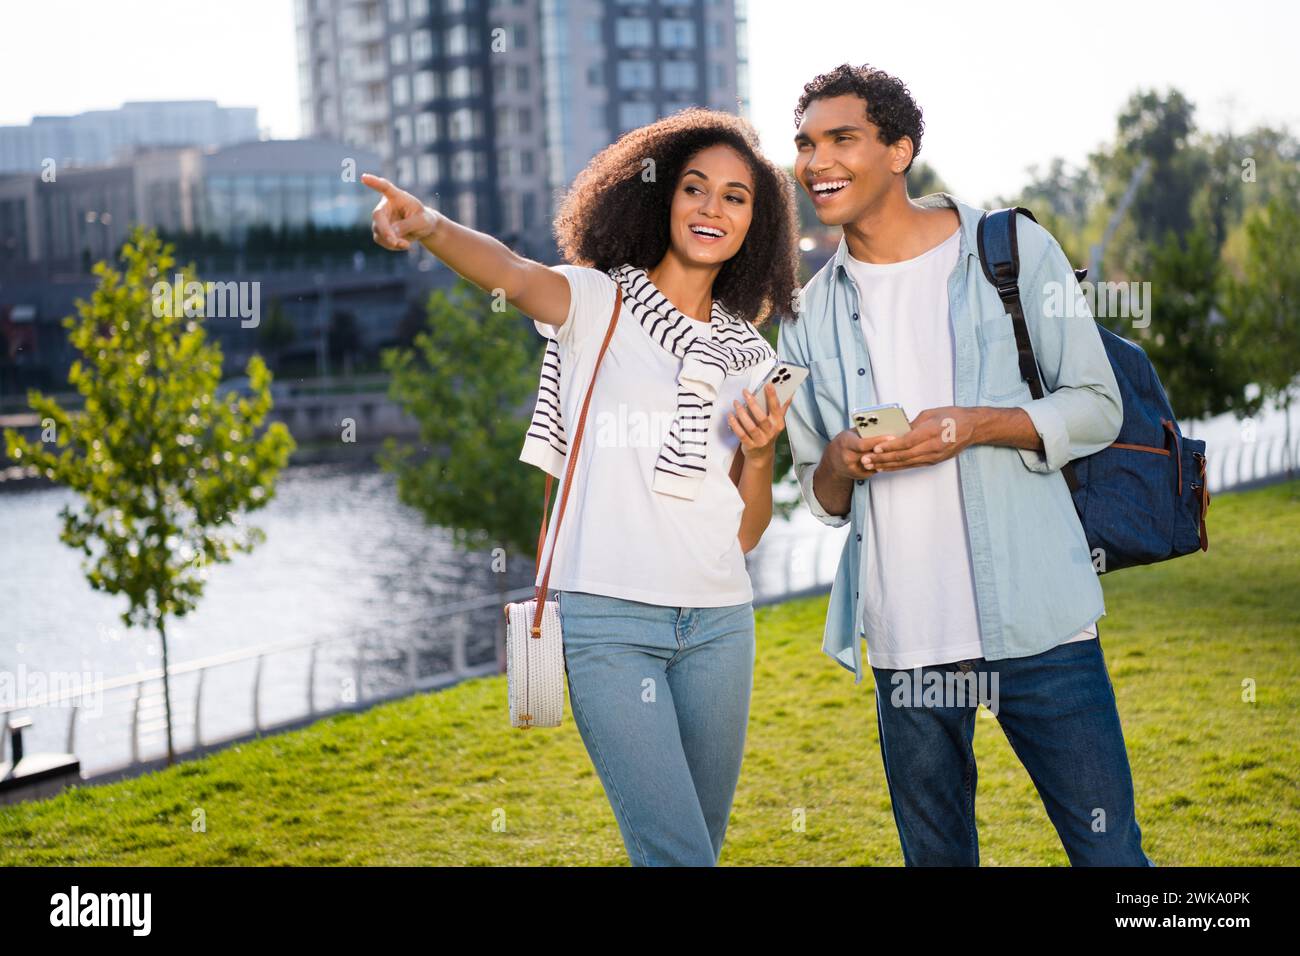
[1015,235,1124,474]
[778,318,850,527]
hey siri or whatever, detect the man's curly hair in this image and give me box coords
[793,64,924,174]
[553,108,799,327]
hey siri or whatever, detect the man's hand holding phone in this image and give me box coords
[825,429,887,480]
[861,406,980,472]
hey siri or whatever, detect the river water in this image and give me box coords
[0,459,840,776]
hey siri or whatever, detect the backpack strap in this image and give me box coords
[976,206,1080,493]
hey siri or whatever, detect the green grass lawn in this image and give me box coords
[2,482,1297,866]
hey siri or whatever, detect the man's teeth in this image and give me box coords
[690,225,725,237]
[812,180,850,193]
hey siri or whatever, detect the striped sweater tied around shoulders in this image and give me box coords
[519,263,776,501]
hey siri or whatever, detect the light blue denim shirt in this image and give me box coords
[778,192,1123,684]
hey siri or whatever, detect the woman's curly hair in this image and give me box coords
[553,108,799,328]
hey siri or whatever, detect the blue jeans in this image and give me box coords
[558,589,755,866]
[871,630,1153,866]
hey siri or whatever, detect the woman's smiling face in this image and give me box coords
[666,143,755,267]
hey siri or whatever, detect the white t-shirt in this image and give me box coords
[530,265,777,607]
[844,228,1096,670]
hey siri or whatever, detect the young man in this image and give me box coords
[778,63,1153,866]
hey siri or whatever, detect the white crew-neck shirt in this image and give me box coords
[529,265,776,607]
[843,228,1096,669]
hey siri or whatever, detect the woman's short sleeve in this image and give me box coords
[532,265,618,348]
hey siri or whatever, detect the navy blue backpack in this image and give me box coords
[976,206,1210,573]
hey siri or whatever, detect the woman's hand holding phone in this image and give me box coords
[728,383,792,463]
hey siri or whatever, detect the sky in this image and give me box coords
[1,0,1297,204]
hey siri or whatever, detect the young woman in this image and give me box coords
[362,108,800,866]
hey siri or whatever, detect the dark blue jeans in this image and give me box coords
[871,631,1153,866]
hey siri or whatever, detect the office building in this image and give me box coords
[296,0,748,259]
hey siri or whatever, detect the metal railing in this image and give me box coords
[0,530,844,783]
[0,588,518,780]
[1208,432,1299,491]
[4,421,1296,786]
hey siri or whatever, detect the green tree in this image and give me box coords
[1082,88,1212,285]
[378,280,542,561]
[1135,226,1251,420]
[905,161,947,200]
[998,157,1099,265]
[1223,194,1300,476]
[3,227,296,766]
[257,296,296,372]
[1110,89,1208,246]
[328,309,362,373]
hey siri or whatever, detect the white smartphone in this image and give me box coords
[852,403,912,442]
[754,362,809,415]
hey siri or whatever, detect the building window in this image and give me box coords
[619,101,656,131]
[415,111,437,144]
[411,29,432,60]
[390,34,408,64]
[395,115,412,146]
[511,23,527,49]
[457,191,475,227]
[418,153,439,186]
[409,0,428,15]
[660,19,696,48]
[448,66,478,97]
[515,64,529,90]
[447,24,471,55]
[453,151,478,183]
[449,108,480,140]
[413,70,437,101]
[618,60,653,90]
[661,61,697,90]
[392,74,410,105]
[614,18,651,48]
[521,150,534,175]
[388,0,405,21]
[396,156,414,185]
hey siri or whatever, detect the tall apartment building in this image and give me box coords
[296,0,747,261]
[0,101,259,175]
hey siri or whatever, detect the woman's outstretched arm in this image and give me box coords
[361,173,571,327]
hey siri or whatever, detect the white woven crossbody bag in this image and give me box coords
[504,292,622,729]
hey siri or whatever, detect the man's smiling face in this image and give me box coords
[793,94,911,226]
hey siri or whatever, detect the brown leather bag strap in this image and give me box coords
[530,290,622,635]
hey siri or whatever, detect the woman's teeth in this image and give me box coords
[690,225,725,238]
